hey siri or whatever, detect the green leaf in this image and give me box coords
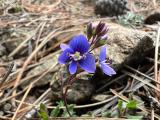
[118,100,123,110]
[118,12,144,27]
[101,111,112,117]
[50,106,60,117]
[38,111,48,120]
[38,103,49,120]
[40,103,46,111]
[126,115,143,120]
[127,100,137,110]
[56,101,64,107]
[118,100,127,110]
[62,104,76,117]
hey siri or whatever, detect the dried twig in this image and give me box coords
[18,88,51,119]
[124,65,160,85]
[11,83,33,120]
[17,62,57,118]
[96,74,127,93]
[122,70,160,92]
[9,23,43,57]
[35,22,46,61]
[155,27,160,99]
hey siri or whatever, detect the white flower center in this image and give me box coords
[71,52,82,61]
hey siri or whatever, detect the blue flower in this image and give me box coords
[58,35,96,74]
[99,46,116,76]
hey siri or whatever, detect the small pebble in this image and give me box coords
[0,111,4,116]
[3,103,12,111]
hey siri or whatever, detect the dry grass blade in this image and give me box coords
[12,28,58,99]
[122,70,160,92]
[152,0,156,8]
[15,61,58,117]
[18,88,51,119]
[11,83,33,120]
[155,27,160,99]
[151,109,154,120]
[0,115,11,120]
[35,22,47,61]
[146,57,160,64]
[12,28,81,98]
[96,74,127,93]
[12,79,131,115]
[124,65,160,85]
[9,23,44,57]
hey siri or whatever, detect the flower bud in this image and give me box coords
[87,22,93,40]
[95,22,109,37]
[95,22,105,35]
[99,26,107,36]
[101,34,108,40]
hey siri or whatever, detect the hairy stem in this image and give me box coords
[63,86,71,117]
[60,73,77,117]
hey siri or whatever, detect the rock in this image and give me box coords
[94,22,153,71]
[2,31,24,53]
[0,44,6,57]
[20,54,58,88]
[92,94,112,102]
[144,9,160,24]
[3,103,12,111]
[2,30,30,57]
[0,111,4,116]
[66,79,95,104]
[51,79,95,104]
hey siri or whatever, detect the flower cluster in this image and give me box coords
[58,22,116,76]
[87,22,108,46]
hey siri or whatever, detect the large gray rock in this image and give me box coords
[97,22,153,70]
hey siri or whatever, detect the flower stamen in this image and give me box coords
[71,52,82,61]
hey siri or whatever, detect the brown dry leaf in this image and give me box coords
[22,0,61,14]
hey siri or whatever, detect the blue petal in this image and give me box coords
[60,43,74,53]
[58,51,70,64]
[100,62,116,76]
[79,54,96,73]
[60,43,70,51]
[69,35,90,54]
[69,61,77,74]
[99,46,107,62]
